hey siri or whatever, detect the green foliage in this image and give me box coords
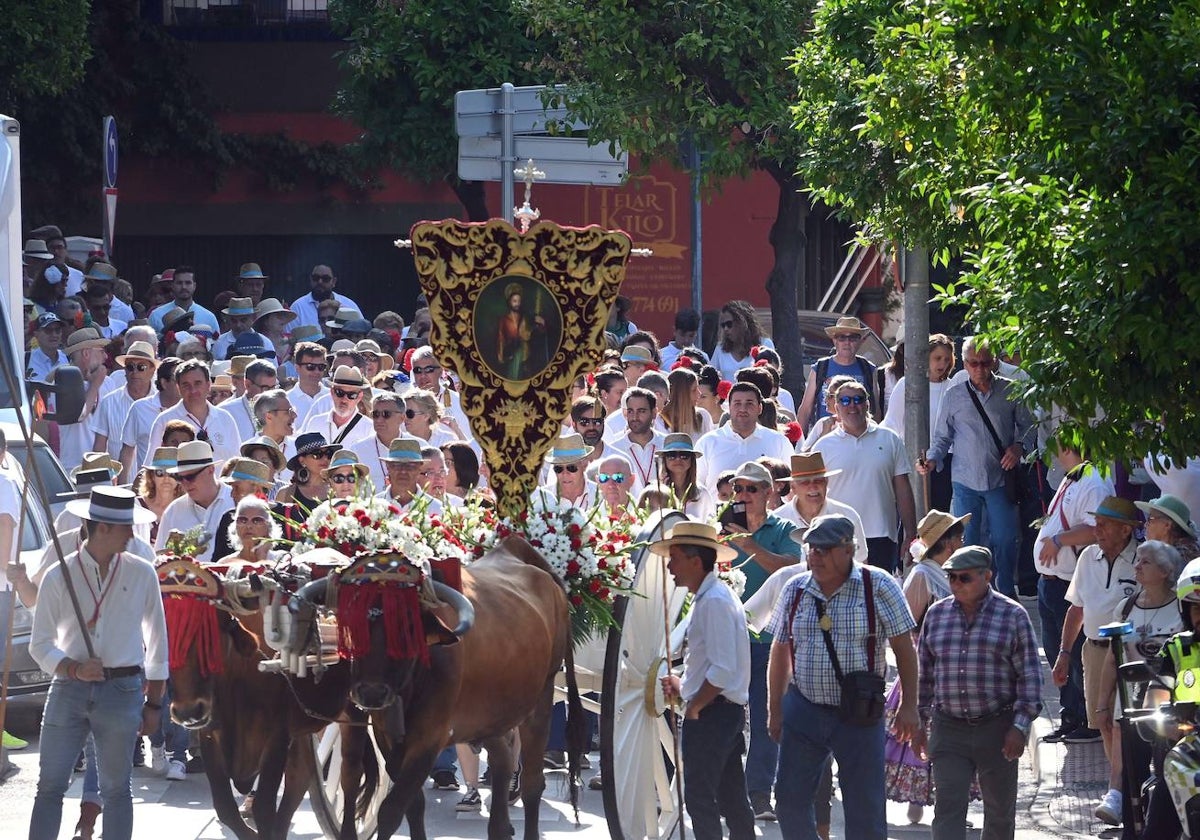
[792,0,1200,465]
[330,0,554,218]
[0,0,91,103]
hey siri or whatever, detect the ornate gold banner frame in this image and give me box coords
[410,219,631,517]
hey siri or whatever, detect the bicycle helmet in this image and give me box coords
[1177,557,1200,629]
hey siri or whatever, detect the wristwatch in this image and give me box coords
[143,699,162,711]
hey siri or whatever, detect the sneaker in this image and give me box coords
[1063,726,1103,744]
[431,769,460,791]
[1095,789,1122,826]
[543,750,565,770]
[2,731,28,751]
[132,738,145,767]
[150,746,167,775]
[1041,722,1078,743]
[456,786,482,812]
[751,792,777,821]
[166,759,187,781]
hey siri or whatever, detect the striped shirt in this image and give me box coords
[917,589,1043,733]
[766,565,915,706]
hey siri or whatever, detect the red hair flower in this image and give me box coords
[670,356,694,370]
[784,421,804,444]
[716,380,733,401]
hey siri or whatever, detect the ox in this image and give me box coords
[290,535,584,840]
[162,561,378,840]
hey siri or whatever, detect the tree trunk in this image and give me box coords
[450,178,490,222]
[765,172,809,399]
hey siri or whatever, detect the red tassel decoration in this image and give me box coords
[336,582,429,666]
[163,596,224,677]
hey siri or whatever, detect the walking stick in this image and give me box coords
[661,552,687,840]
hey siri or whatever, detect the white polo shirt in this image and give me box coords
[773,496,869,564]
[299,409,373,449]
[218,394,258,443]
[147,401,242,465]
[607,430,667,497]
[121,392,174,470]
[155,484,236,564]
[91,386,140,462]
[1065,539,1139,639]
[694,424,795,490]
[811,421,911,539]
[287,383,329,428]
[1034,465,1114,581]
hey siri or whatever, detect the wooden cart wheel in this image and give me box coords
[600,509,691,840]
[308,723,391,840]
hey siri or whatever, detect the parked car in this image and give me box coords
[4,423,75,715]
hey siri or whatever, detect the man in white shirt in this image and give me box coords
[26,312,68,381]
[118,358,181,480]
[219,359,277,442]
[408,346,472,436]
[658,309,705,371]
[532,433,598,510]
[81,261,135,324]
[299,365,373,449]
[156,441,236,563]
[28,487,166,840]
[92,341,157,463]
[376,437,442,514]
[607,387,668,498]
[58,328,113,473]
[289,264,361,329]
[148,266,219,334]
[694,382,794,489]
[773,452,868,564]
[211,297,271,361]
[147,360,241,464]
[812,379,917,573]
[287,341,330,426]
[351,392,405,495]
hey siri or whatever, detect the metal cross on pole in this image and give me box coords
[513,158,546,233]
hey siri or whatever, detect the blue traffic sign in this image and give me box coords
[103,116,118,188]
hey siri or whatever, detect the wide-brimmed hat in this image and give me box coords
[23,239,53,261]
[237,262,269,281]
[733,461,773,487]
[228,356,253,377]
[151,268,175,287]
[1136,495,1195,537]
[343,318,372,337]
[231,333,275,359]
[162,307,194,333]
[222,296,256,317]
[380,436,424,463]
[1089,496,1141,525]
[943,545,993,572]
[823,316,870,338]
[115,341,159,369]
[546,433,594,465]
[144,446,177,471]
[240,435,287,472]
[83,262,119,284]
[322,450,370,480]
[290,324,322,343]
[649,520,736,563]
[354,339,394,371]
[655,433,701,458]
[57,466,119,500]
[325,305,362,330]
[253,298,296,327]
[169,440,218,476]
[221,457,275,489]
[211,374,234,393]
[65,487,155,526]
[330,365,368,390]
[64,327,110,354]
[71,451,123,482]
[915,509,972,559]
[287,433,342,471]
[789,451,841,480]
[797,514,857,548]
[620,346,657,369]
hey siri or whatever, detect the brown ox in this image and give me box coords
[167,587,378,840]
[293,535,583,840]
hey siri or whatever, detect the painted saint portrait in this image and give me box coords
[474,276,563,382]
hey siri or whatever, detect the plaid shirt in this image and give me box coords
[917,589,1043,733]
[766,565,915,706]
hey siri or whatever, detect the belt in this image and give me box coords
[102,666,143,679]
[709,695,738,706]
[1086,638,1108,647]
[938,704,1013,726]
[1041,573,1069,581]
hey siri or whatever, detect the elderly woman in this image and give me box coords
[1137,495,1200,561]
[215,495,282,566]
[211,458,276,562]
[1098,539,1185,836]
[404,388,463,446]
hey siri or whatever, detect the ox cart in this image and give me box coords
[254,509,692,840]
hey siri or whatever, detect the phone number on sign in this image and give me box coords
[630,296,680,314]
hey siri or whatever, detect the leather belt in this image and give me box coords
[938,704,1013,726]
[102,666,143,679]
[1086,638,1108,647]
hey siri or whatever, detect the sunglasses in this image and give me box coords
[176,469,206,483]
[597,473,626,484]
[412,365,440,375]
[837,394,867,406]
[152,469,169,479]
[124,362,151,373]
[405,408,422,419]
[553,464,580,474]
[328,473,358,485]
[574,417,604,427]
[235,516,269,526]
[965,359,993,368]
[300,362,328,372]
[833,334,862,342]
[732,483,761,494]
[195,429,210,443]
[719,320,735,329]
[946,571,978,583]
[372,410,397,420]
[302,450,334,460]
[332,387,360,400]
[664,452,694,460]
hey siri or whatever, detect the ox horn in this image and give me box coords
[223,578,261,615]
[432,582,474,637]
[290,577,330,611]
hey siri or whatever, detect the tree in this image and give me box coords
[791,0,1200,464]
[525,0,822,395]
[0,0,91,105]
[330,0,554,221]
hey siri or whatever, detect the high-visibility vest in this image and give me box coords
[1164,632,1200,703]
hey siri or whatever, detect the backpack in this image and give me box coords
[812,354,879,426]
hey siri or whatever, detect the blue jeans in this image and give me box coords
[546,699,597,752]
[1037,576,1086,728]
[147,682,189,761]
[680,701,756,840]
[952,482,1020,596]
[432,745,457,774]
[30,675,144,840]
[776,687,886,840]
[745,642,778,797]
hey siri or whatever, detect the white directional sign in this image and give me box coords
[454,85,584,138]
[457,136,627,186]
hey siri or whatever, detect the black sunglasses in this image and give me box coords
[124,363,151,373]
[732,483,761,494]
[329,474,358,485]
[372,410,396,420]
[405,408,421,419]
[332,387,360,400]
[946,571,978,583]
[553,464,580,474]
[176,469,206,483]
[301,362,328,372]
[837,394,867,406]
[664,452,694,460]
[412,365,440,375]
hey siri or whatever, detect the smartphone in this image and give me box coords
[719,501,748,531]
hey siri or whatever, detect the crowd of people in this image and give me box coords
[5,235,1200,840]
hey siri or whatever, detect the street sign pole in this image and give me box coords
[501,83,515,223]
[102,116,118,256]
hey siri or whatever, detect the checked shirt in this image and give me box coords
[917,589,1043,733]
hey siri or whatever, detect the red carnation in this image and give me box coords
[567,560,581,575]
[716,380,733,401]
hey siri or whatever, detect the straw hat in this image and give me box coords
[70,452,123,482]
[545,433,593,465]
[240,435,286,473]
[23,239,53,261]
[144,446,178,471]
[63,327,111,354]
[65,487,155,526]
[253,298,296,327]
[379,436,424,464]
[789,452,841,480]
[115,341,159,369]
[355,339,394,371]
[222,297,256,317]
[649,520,736,563]
[220,458,275,489]
[914,509,972,560]
[620,346,657,369]
[325,305,362,330]
[330,365,368,389]
[169,441,218,475]
[655,433,701,458]
[823,316,870,338]
[237,262,269,281]
[321,450,370,480]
